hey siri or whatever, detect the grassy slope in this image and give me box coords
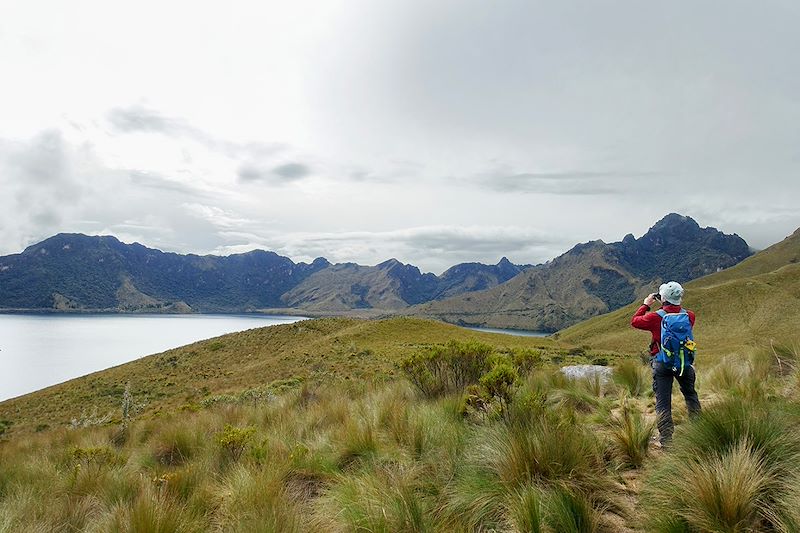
[0,317,562,435]
[558,228,800,357]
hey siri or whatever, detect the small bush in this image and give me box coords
[399,340,494,398]
[71,446,121,467]
[216,425,256,461]
[512,349,543,375]
[200,394,238,408]
[480,363,519,418]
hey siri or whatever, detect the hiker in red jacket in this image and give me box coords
[631,281,701,447]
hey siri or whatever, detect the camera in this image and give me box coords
[653,292,661,301]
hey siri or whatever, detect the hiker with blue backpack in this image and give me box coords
[631,281,701,447]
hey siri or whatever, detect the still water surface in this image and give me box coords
[0,314,305,402]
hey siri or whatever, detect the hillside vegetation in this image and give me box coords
[0,318,570,436]
[559,227,800,358]
[3,329,800,531]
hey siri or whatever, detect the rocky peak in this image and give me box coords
[649,213,700,233]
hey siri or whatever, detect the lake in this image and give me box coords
[0,313,306,402]
[464,325,550,338]
[0,313,549,403]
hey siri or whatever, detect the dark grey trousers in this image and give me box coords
[652,359,702,445]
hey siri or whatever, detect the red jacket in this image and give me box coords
[631,304,696,355]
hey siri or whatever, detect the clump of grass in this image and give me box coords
[151,425,199,466]
[507,484,543,533]
[613,359,650,397]
[312,464,432,532]
[548,386,601,414]
[213,465,302,533]
[641,397,800,532]
[441,469,507,530]
[105,485,206,533]
[606,395,654,469]
[544,484,601,533]
[752,342,800,380]
[473,412,619,514]
[336,418,379,469]
[706,357,746,392]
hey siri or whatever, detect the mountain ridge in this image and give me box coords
[409,214,751,331]
[0,233,532,313]
[0,215,751,329]
[558,226,800,355]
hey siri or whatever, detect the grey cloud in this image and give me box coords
[0,130,84,252]
[107,105,285,159]
[473,170,654,196]
[273,163,311,179]
[129,171,202,196]
[237,162,311,183]
[107,105,176,134]
[8,130,70,185]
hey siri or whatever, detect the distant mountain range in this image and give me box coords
[0,214,751,330]
[0,234,529,313]
[411,214,752,331]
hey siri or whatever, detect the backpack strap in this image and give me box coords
[656,309,666,318]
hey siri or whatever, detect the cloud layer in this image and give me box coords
[1,0,799,271]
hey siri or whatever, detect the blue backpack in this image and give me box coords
[656,309,696,376]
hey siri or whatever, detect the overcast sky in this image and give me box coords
[1,0,799,273]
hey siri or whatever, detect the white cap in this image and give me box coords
[659,281,684,305]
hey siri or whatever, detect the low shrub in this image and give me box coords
[479,363,519,418]
[399,340,494,398]
[216,425,256,462]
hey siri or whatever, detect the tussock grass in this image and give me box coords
[707,356,747,392]
[544,485,603,533]
[606,395,654,469]
[642,397,800,532]
[613,359,650,397]
[6,326,800,532]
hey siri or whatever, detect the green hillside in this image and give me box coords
[0,318,568,435]
[558,228,800,357]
